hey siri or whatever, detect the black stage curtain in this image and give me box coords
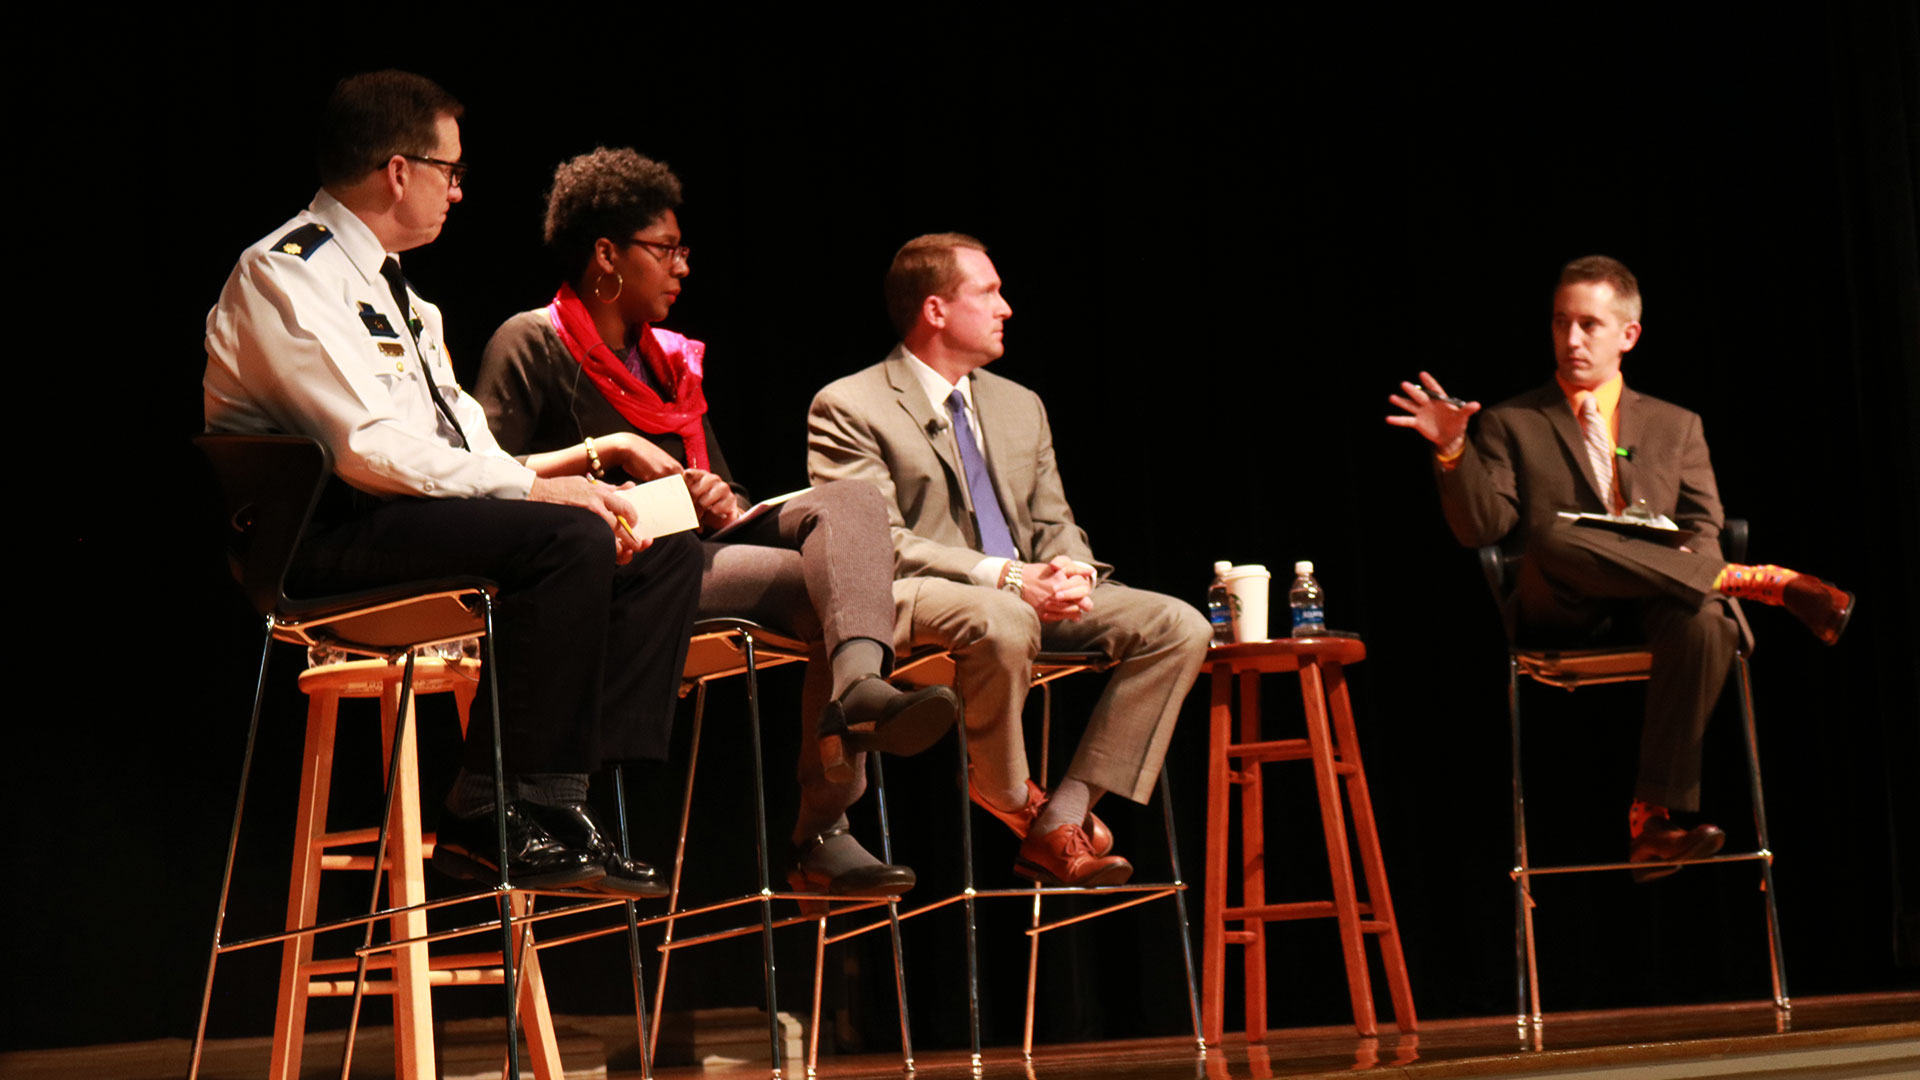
[20,1,1917,1053]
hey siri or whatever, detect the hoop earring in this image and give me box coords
[594,271,624,303]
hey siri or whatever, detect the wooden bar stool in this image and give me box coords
[274,656,571,1080]
[1202,636,1416,1043]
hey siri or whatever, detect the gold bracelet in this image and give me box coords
[1001,560,1024,595]
[584,436,605,477]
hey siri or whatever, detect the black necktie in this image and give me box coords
[378,257,468,449]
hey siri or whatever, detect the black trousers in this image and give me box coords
[1515,520,1740,811]
[287,498,703,775]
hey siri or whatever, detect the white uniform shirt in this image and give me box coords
[204,189,536,500]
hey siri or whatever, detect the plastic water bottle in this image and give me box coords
[1289,560,1326,637]
[1207,561,1234,644]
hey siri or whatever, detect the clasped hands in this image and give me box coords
[1009,555,1097,622]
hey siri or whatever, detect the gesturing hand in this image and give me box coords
[1386,371,1480,456]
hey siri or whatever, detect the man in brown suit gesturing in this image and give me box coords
[1388,255,1853,880]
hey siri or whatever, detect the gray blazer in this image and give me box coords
[808,345,1109,582]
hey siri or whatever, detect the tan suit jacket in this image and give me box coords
[806,345,1209,805]
[807,345,1110,581]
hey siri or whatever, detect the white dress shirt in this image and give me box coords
[204,189,536,500]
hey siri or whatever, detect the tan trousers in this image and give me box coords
[892,578,1212,805]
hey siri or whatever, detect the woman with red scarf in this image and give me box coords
[476,148,956,903]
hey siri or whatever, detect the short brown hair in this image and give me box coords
[885,233,988,337]
[1559,255,1643,322]
[316,70,463,187]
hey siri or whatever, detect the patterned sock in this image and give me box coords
[445,767,507,818]
[518,773,589,808]
[1629,799,1667,839]
[1035,779,1104,836]
[1714,563,1800,605]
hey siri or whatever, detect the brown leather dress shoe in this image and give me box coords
[1628,817,1726,883]
[967,775,1114,855]
[1782,575,1855,645]
[1015,824,1132,887]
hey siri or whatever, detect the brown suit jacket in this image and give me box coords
[1436,381,1726,553]
[1436,379,1750,645]
[807,345,1109,581]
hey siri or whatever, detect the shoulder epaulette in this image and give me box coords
[270,223,334,261]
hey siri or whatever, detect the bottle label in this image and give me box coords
[1291,605,1325,630]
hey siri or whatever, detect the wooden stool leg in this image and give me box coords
[1203,663,1230,1047]
[1298,660,1377,1036]
[269,687,339,1080]
[1323,664,1416,1032]
[512,895,566,1080]
[1238,670,1269,1041]
[379,675,436,1080]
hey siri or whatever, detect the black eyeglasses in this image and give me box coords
[625,237,691,266]
[402,154,468,188]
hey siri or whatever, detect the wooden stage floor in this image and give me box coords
[673,992,1918,1080]
[6,991,1915,1079]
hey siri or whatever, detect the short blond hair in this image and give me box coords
[1559,255,1643,322]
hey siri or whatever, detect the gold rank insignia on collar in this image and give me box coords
[270,222,332,262]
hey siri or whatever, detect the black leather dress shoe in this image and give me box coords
[432,801,606,890]
[522,803,667,897]
[819,676,962,783]
[1628,817,1726,883]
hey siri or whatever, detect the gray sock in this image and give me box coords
[1035,779,1103,836]
[829,638,890,704]
[794,816,884,876]
[976,772,1033,815]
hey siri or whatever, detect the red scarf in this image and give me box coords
[545,282,711,471]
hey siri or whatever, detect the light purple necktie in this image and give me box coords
[947,389,1018,558]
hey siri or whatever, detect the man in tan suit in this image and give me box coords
[809,233,1211,887]
[1388,255,1854,880]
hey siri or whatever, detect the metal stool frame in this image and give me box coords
[870,650,1205,1066]
[1482,519,1789,1030]
[631,619,914,1080]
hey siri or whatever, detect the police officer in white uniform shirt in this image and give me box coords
[204,70,701,895]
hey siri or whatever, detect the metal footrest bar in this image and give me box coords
[651,898,899,953]
[1515,850,1771,878]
